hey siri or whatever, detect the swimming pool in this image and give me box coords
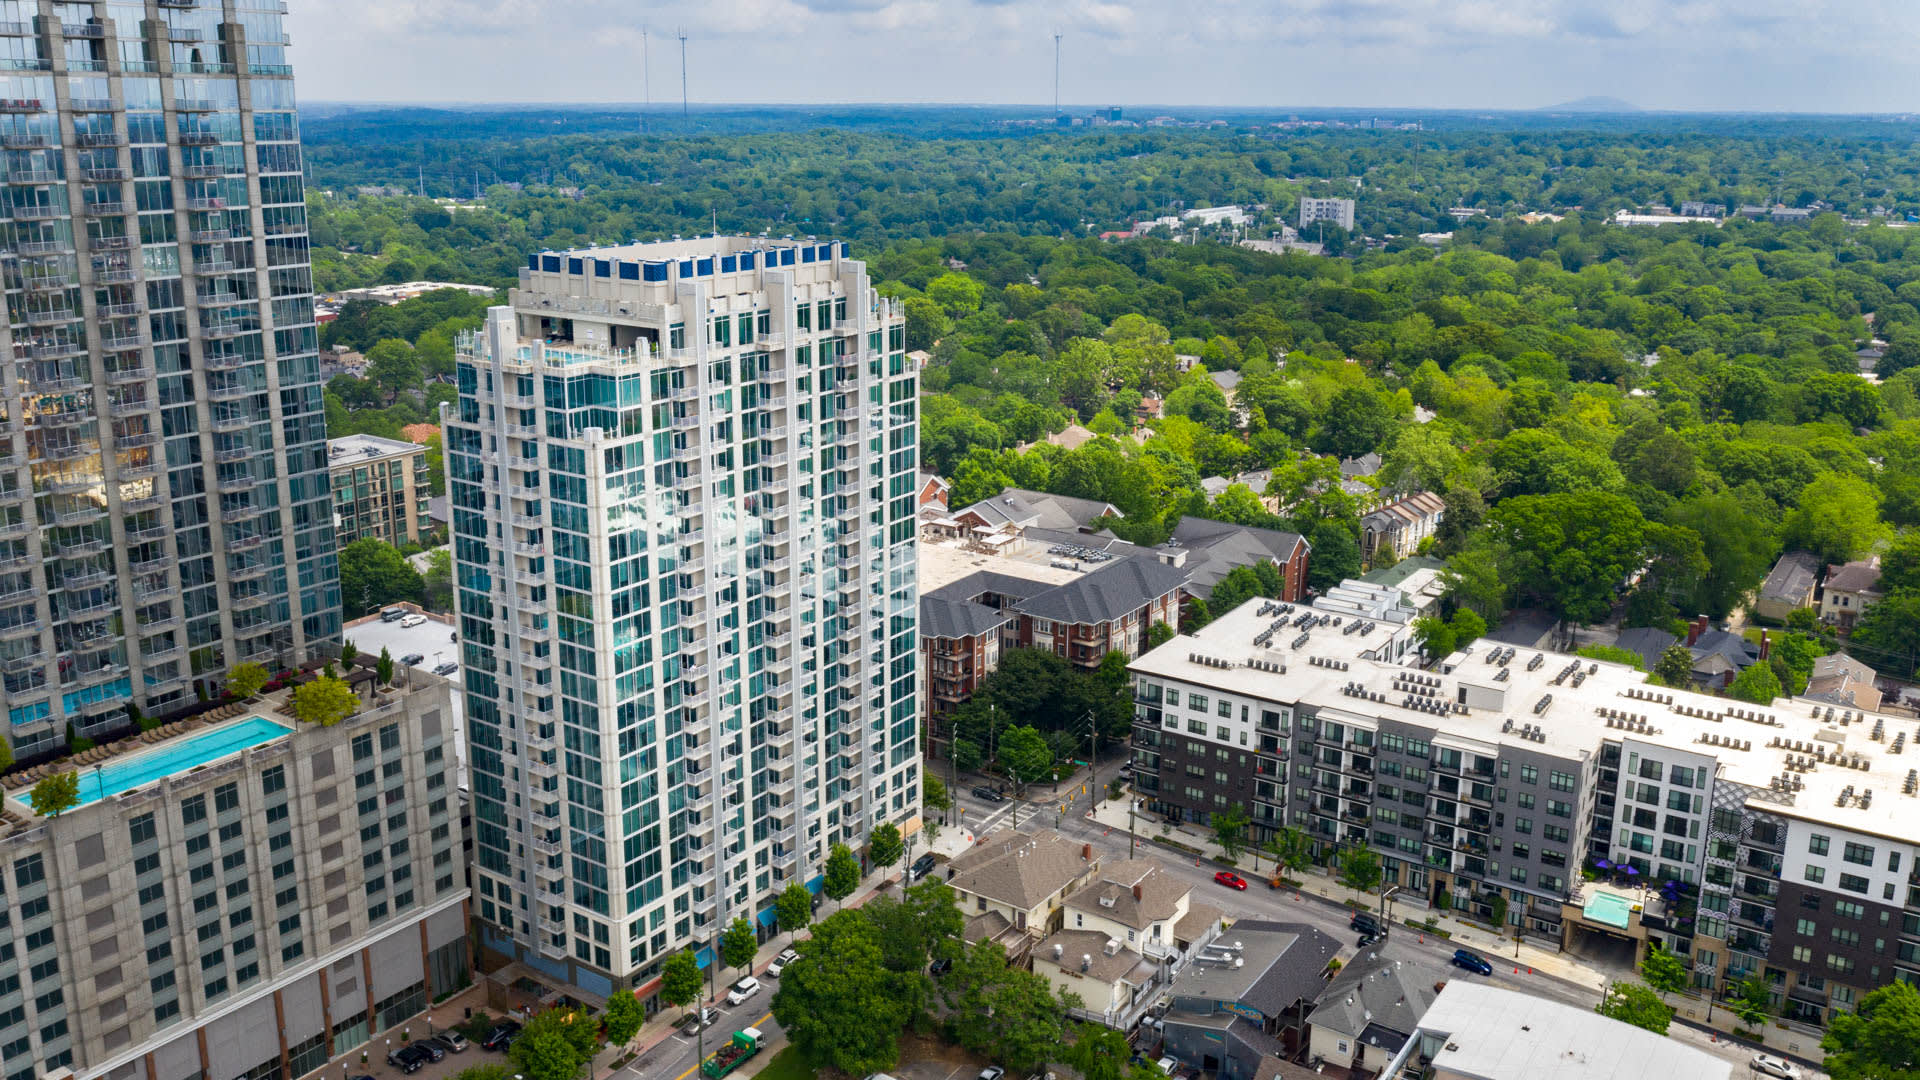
[56,716,293,809]
[1583,890,1636,930]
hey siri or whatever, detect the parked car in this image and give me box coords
[929,955,953,977]
[726,976,761,1005]
[400,652,426,666]
[400,613,428,628]
[979,1068,1006,1080]
[1350,912,1385,936]
[431,1031,469,1053]
[481,1021,521,1051]
[1450,949,1493,976]
[971,786,1005,802]
[386,1046,431,1074]
[680,1007,718,1036]
[768,948,799,977]
[380,607,407,623]
[1212,870,1248,890]
[1751,1055,1799,1079]
[433,661,459,676]
[409,1040,445,1063]
[909,853,938,882]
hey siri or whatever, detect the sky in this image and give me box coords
[288,0,1919,113]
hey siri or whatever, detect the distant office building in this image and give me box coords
[446,237,920,999]
[329,435,434,549]
[0,0,337,758]
[0,675,466,1080]
[1298,198,1356,231]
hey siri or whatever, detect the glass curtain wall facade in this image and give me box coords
[446,238,921,995]
[0,0,334,757]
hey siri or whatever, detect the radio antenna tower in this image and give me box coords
[1053,32,1063,118]
[678,28,690,120]
[641,27,650,134]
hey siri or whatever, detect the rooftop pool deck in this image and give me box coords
[15,716,293,810]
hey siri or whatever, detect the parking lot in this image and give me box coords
[346,608,467,783]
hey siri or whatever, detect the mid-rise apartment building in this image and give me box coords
[1297,198,1356,232]
[329,434,432,548]
[1131,597,1920,1028]
[0,0,336,757]
[445,237,921,1002]
[0,675,467,1080]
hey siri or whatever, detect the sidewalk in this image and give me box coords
[600,864,908,1074]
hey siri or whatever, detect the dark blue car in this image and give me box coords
[1451,948,1493,975]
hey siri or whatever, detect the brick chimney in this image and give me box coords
[1759,630,1771,661]
[1687,615,1709,647]
[1082,843,1092,861]
[1133,883,1144,902]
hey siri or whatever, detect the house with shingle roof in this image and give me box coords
[1754,550,1821,623]
[1820,558,1883,630]
[1161,920,1343,1080]
[1012,557,1189,666]
[944,830,1102,960]
[1805,653,1882,711]
[1305,957,1447,1076]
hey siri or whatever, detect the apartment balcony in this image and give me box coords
[80,202,130,218]
[524,730,556,755]
[533,861,563,884]
[525,758,557,781]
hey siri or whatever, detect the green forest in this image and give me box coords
[309,113,1920,677]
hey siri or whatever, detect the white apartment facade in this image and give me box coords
[445,237,921,1003]
[1298,198,1357,231]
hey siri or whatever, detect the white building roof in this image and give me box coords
[1130,597,1920,844]
[1404,982,1731,1080]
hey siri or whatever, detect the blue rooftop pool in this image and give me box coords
[59,716,292,809]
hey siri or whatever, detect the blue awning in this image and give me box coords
[694,945,714,970]
[756,907,778,930]
[805,874,824,894]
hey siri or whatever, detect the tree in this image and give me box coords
[422,548,454,612]
[508,1008,601,1080]
[922,775,953,819]
[1066,1024,1137,1080]
[1729,974,1773,1029]
[28,771,78,817]
[1655,644,1695,686]
[1577,644,1646,671]
[770,909,916,1075]
[228,662,269,699]
[867,823,905,875]
[365,338,422,404]
[659,950,704,1017]
[0,739,11,775]
[1595,981,1672,1035]
[1490,492,1654,626]
[339,537,425,615]
[946,941,1080,1074]
[377,647,396,686]
[1267,826,1312,879]
[775,881,814,934]
[340,640,358,664]
[862,880,967,979]
[720,916,757,979]
[999,724,1053,826]
[1639,942,1688,1000]
[290,675,359,727]
[1313,386,1396,459]
[823,842,861,905]
[1822,980,1920,1080]
[1781,475,1888,565]
[602,988,644,1048]
[951,737,984,775]
[1146,621,1176,649]
[1851,588,1920,677]
[1728,660,1783,705]
[1336,844,1382,895]
[1210,804,1250,862]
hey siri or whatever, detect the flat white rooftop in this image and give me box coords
[1410,982,1732,1080]
[1132,597,1920,843]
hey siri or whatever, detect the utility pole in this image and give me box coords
[1084,709,1099,810]
[1128,797,1137,858]
[678,29,689,121]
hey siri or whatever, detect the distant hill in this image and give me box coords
[1543,96,1642,113]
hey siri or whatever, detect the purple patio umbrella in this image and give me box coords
[1596,859,1613,869]
[1624,865,1640,876]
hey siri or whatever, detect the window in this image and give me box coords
[1843,842,1876,866]
[1548,770,1575,792]
[1838,873,1870,894]
[1804,865,1827,884]
[129,813,156,845]
[1189,694,1208,713]
[1808,834,1831,856]
[180,795,206,826]
[1519,764,1538,784]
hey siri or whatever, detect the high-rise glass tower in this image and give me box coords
[0,0,334,756]
[446,238,921,994]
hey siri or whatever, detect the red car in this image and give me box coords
[1214,870,1248,890]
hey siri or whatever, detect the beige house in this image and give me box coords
[1820,558,1883,629]
[1060,858,1222,965]
[944,830,1103,961]
[1032,929,1158,1022]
